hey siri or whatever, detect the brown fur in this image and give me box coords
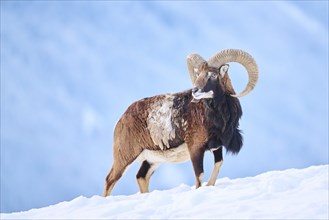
[103,92,211,196]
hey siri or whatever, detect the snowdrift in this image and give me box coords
[2,165,328,219]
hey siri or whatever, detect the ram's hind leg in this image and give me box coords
[103,167,119,197]
[136,160,159,193]
[104,157,134,197]
[206,147,223,186]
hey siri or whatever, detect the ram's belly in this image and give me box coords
[137,143,190,164]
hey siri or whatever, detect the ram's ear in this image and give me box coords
[219,64,229,78]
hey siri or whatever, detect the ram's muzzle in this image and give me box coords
[191,88,214,102]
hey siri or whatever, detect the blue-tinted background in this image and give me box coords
[1,1,328,213]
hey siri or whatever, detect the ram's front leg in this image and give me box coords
[206,147,223,186]
[189,146,206,188]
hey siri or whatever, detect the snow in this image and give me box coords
[2,165,328,219]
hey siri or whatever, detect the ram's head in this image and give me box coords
[187,49,259,101]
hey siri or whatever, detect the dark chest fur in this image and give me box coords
[204,95,242,151]
[169,90,243,153]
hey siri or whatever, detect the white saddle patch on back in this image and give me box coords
[147,95,177,150]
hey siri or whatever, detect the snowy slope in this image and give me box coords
[2,165,328,219]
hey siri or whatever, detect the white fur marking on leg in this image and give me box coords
[137,178,148,193]
[199,172,204,183]
[206,160,223,186]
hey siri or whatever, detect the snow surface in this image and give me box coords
[2,165,328,219]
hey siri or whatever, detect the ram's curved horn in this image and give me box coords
[186,53,206,85]
[208,49,258,98]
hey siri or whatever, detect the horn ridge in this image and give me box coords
[208,49,258,98]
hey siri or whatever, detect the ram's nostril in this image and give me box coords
[192,87,198,93]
